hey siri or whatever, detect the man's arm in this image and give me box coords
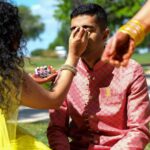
[47,100,70,150]
[111,65,150,150]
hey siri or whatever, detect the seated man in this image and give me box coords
[47,3,150,150]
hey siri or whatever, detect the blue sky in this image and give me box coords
[14,0,60,55]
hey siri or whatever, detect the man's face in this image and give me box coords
[70,15,108,58]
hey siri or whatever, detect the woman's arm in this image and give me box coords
[133,0,150,33]
[102,0,150,67]
[21,27,89,109]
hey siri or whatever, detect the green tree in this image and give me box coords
[91,0,144,31]
[49,0,87,51]
[48,22,70,51]
[48,0,71,51]
[31,49,45,56]
[19,6,45,40]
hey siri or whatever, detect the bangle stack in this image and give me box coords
[60,64,77,75]
[118,19,146,45]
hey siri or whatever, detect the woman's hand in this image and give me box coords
[102,31,135,67]
[30,66,57,84]
[30,72,57,84]
[66,27,89,66]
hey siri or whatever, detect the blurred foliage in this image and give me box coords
[49,0,85,50]
[31,49,45,56]
[19,5,45,40]
[48,22,70,51]
[24,57,65,73]
[49,0,149,51]
[31,48,59,58]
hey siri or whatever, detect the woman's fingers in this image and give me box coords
[70,27,80,38]
[121,39,135,66]
[69,27,89,57]
[102,37,116,62]
[103,32,135,67]
[31,72,58,84]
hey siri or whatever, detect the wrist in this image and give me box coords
[118,19,146,45]
[139,20,150,33]
[65,54,79,67]
[60,64,77,75]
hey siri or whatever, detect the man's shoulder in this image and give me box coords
[128,59,141,66]
[127,59,143,72]
[114,59,144,76]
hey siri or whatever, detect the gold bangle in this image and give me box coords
[60,64,77,75]
[118,19,146,45]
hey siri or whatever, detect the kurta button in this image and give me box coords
[83,110,88,115]
[89,132,94,137]
[95,130,100,134]
[84,118,89,123]
[89,137,94,143]
[89,115,94,119]
[94,140,99,144]
[88,128,92,132]
[84,116,89,120]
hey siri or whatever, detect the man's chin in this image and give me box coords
[81,53,86,58]
[81,49,88,57]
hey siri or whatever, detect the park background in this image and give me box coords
[13,0,150,149]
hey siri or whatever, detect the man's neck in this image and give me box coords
[81,48,104,69]
[82,57,101,70]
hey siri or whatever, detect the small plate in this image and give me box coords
[31,72,58,84]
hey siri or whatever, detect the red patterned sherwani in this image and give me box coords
[47,59,150,150]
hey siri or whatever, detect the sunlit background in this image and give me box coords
[15,0,60,56]
[7,1,149,149]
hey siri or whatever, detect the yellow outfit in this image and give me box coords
[0,80,50,150]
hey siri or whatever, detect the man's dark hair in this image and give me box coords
[70,3,108,30]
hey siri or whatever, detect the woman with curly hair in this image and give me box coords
[0,1,89,149]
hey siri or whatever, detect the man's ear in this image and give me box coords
[102,28,110,40]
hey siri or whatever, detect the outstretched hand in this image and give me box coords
[30,66,57,84]
[30,72,57,84]
[102,31,135,67]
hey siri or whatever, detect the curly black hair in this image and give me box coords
[0,1,26,113]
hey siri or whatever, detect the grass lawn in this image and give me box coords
[19,120,150,149]
[19,121,49,146]
[21,54,150,149]
[132,52,150,64]
[146,144,150,150]
[24,57,65,73]
[24,53,150,72]
[132,53,150,72]
[23,53,150,73]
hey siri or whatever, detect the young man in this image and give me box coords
[47,3,150,150]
